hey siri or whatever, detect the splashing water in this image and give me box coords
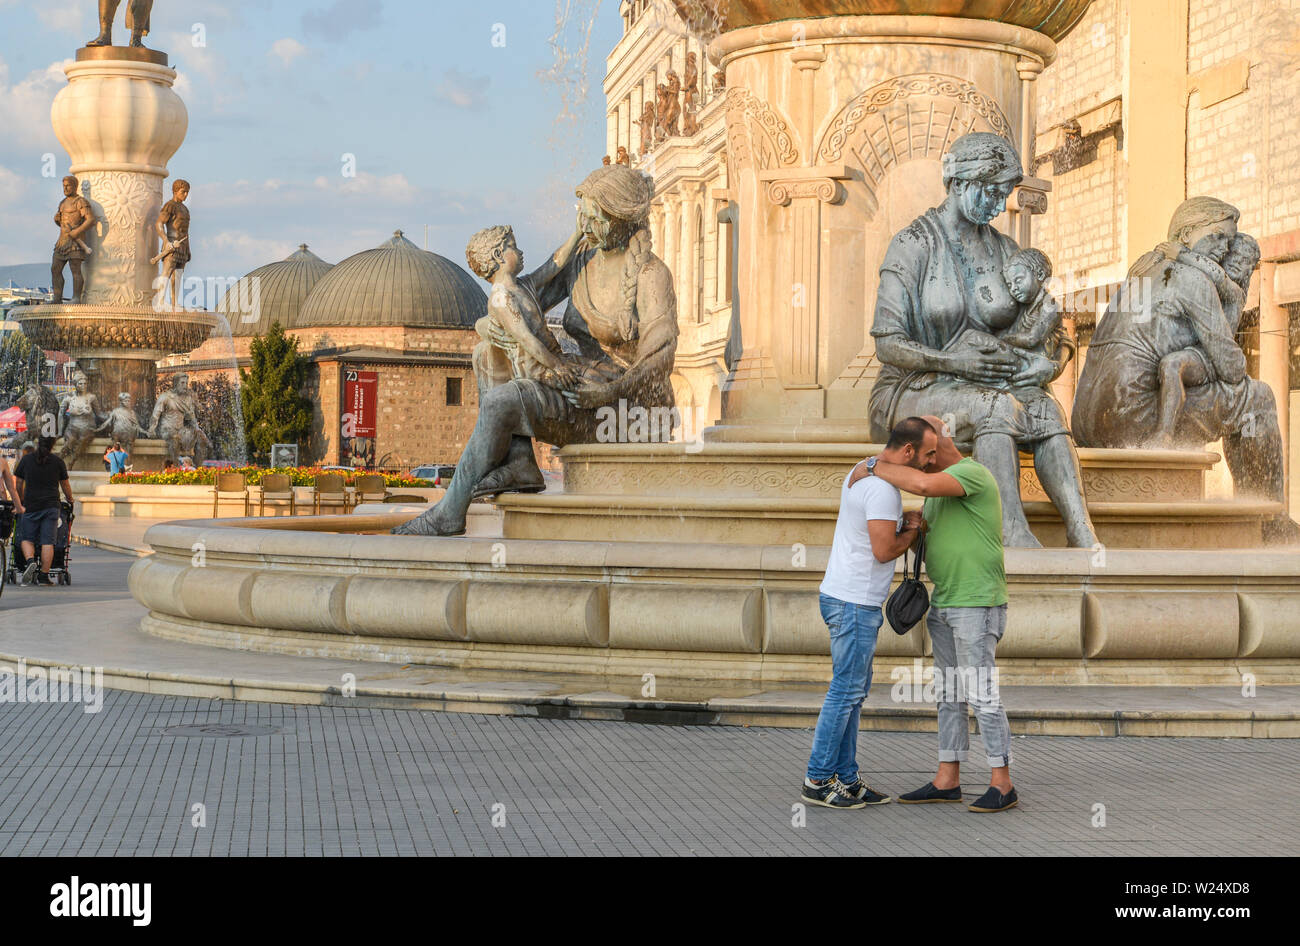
[205,312,249,465]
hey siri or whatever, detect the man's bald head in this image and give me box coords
[920,415,964,471]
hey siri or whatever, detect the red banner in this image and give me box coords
[342,369,378,438]
[340,368,378,467]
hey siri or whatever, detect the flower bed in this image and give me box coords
[109,467,434,488]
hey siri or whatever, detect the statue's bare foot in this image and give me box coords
[391,505,466,537]
[471,452,546,499]
[86,34,110,47]
[1004,523,1043,549]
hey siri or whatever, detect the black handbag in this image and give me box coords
[885,531,929,635]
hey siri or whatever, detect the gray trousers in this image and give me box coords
[927,605,1012,768]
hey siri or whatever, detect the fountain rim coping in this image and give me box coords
[709,14,1058,66]
[137,514,1300,578]
[557,441,1224,468]
[14,304,220,323]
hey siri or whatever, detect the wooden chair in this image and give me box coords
[353,473,388,508]
[312,473,348,515]
[211,472,249,518]
[258,473,296,517]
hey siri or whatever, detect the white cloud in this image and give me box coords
[203,230,296,273]
[270,38,307,68]
[35,0,85,34]
[0,164,25,203]
[0,56,72,149]
[432,68,490,110]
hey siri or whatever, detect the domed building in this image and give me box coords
[168,233,486,469]
[218,244,334,337]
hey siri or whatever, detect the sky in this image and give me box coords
[0,0,623,299]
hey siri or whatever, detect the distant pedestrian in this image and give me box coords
[861,416,1017,813]
[13,436,74,587]
[800,416,936,810]
[0,454,24,516]
[106,442,129,475]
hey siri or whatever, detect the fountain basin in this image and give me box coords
[16,304,217,409]
[669,0,1094,41]
[127,512,1300,687]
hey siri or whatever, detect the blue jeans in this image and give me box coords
[806,593,883,783]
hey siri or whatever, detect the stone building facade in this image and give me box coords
[604,0,735,435]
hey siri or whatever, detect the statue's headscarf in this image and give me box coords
[941,132,1024,191]
[575,165,655,225]
[1167,197,1240,243]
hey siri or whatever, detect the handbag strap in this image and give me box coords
[908,531,926,581]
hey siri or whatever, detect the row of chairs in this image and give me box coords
[212,472,390,517]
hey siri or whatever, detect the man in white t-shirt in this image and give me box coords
[801,416,937,810]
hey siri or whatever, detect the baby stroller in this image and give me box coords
[6,501,74,587]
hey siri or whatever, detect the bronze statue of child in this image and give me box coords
[910,248,1063,392]
[466,224,597,390]
[1147,233,1260,448]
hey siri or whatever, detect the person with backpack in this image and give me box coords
[858,416,1017,813]
[13,436,74,586]
[800,416,935,810]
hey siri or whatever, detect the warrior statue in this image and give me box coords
[95,392,147,452]
[155,178,191,310]
[52,176,95,304]
[59,371,103,468]
[86,0,155,48]
[147,372,209,463]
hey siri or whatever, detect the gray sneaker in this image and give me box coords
[20,562,38,586]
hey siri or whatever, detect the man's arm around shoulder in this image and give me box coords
[869,459,966,498]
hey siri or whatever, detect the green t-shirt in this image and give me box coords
[921,458,1007,608]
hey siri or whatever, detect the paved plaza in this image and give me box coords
[0,545,1295,857]
[0,690,1297,857]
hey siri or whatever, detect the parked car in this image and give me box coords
[411,464,455,486]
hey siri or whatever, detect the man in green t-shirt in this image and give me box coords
[855,415,1017,813]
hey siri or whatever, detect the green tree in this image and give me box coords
[239,322,313,465]
[0,330,46,407]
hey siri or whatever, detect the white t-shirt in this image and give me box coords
[819,465,903,607]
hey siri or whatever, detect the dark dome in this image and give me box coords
[217,244,333,337]
[292,231,486,330]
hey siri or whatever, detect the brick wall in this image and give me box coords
[1033,0,1126,283]
[1187,0,1300,243]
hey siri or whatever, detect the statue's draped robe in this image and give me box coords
[868,208,1071,448]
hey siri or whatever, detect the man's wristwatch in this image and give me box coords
[865,456,879,472]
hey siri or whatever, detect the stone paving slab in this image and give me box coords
[0,690,1295,856]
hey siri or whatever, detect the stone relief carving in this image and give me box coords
[566,463,844,498]
[82,170,160,308]
[724,87,799,171]
[819,73,1015,164]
